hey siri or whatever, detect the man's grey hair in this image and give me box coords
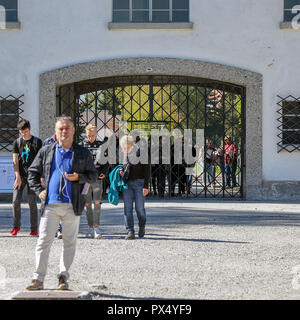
[55,115,74,127]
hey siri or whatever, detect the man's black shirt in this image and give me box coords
[12,136,42,178]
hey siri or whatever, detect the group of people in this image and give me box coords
[10,117,149,291]
[149,136,239,196]
[199,137,239,189]
[10,115,239,290]
[150,138,195,197]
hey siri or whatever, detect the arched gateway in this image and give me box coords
[39,58,262,200]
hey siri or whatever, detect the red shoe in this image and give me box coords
[10,227,20,236]
[29,230,38,236]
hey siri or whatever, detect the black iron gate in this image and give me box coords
[57,75,245,198]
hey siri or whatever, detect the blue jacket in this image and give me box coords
[28,142,98,216]
[108,165,128,205]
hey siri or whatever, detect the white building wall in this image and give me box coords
[0,0,299,181]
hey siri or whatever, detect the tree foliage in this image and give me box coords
[77,83,242,148]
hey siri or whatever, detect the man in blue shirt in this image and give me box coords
[42,133,63,239]
[26,117,97,291]
[47,145,73,205]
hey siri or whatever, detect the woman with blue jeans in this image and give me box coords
[119,135,150,240]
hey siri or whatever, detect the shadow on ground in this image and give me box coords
[1,203,300,236]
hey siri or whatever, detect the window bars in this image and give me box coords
[277,95,300,152]
[0,94,24,152]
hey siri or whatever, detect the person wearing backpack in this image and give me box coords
[11,119,43,236]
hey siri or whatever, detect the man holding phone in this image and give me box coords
[26,116,98,290]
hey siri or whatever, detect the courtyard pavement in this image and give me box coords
[0,199,300,300]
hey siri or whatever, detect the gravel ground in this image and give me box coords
[1,200,300,300]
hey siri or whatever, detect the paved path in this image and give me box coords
[1,200,300,300]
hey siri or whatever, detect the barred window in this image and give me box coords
[284,0,300,22]
[112,0,189,23]
[0,95,24,152]
[277,95,300,152]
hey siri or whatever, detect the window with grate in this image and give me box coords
[112,0,189,23]
[283,0,300,22]
[277,95,300,152]
[0,95,24,152]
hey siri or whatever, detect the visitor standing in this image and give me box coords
[11,119,42,236]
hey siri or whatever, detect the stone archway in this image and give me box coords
[39,57,263,200]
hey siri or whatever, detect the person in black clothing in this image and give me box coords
[170,143,177,197]
[184,140,197,196]
[170,140,186,197]
[11,119,42,236]
[119,135,150,240]
[82,125,109,239]
[151,136,167,197]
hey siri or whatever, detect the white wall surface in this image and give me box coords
[0,0,299,181]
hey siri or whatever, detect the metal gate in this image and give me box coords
[57,75,245,198]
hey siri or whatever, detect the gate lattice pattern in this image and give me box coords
[57,75,245,198]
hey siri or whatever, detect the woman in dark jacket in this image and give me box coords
[119,135,150,240]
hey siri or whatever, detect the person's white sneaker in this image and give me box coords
[94,227,102,239]
[86,227,94,238]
